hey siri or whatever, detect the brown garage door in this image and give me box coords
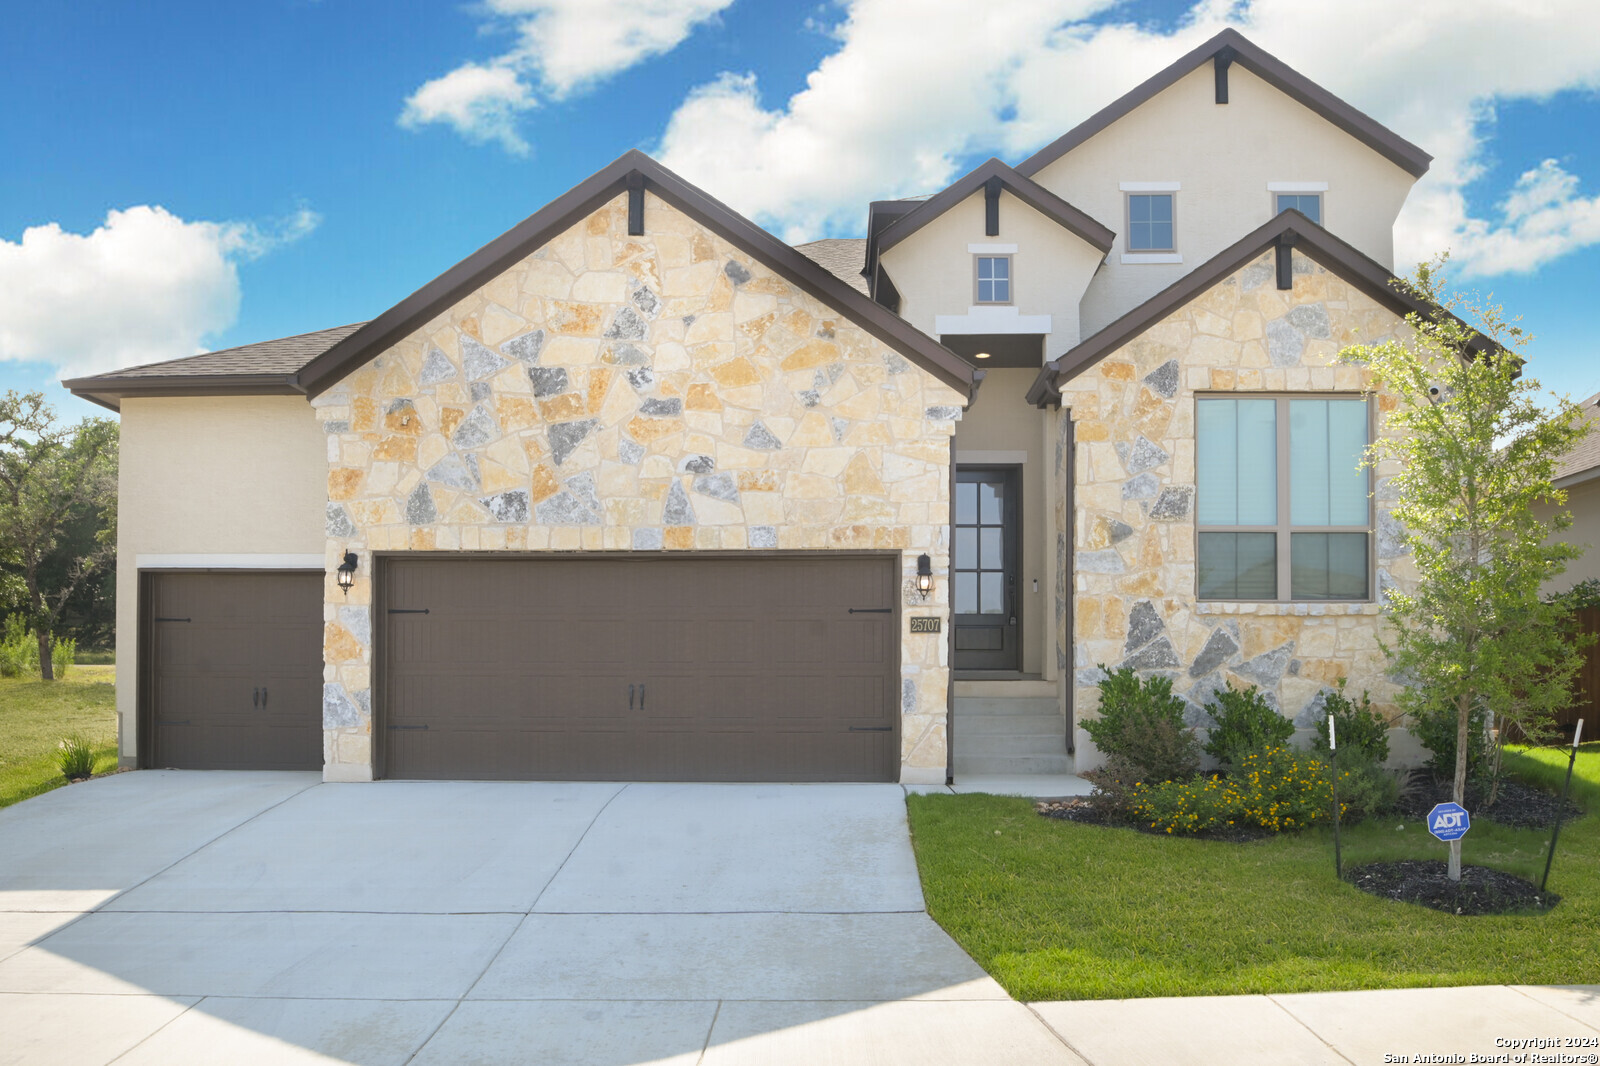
[380,555,899,782]
[144,571,323,770]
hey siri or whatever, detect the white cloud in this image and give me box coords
[0,205,319,380]
[655,0,1600,276]
[400,64,538,156]
[401,0,734,152]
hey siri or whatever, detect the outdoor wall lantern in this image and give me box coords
[916,554,933,599]
[336,552,358,596]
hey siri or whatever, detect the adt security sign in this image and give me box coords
[1427,802,1470,842]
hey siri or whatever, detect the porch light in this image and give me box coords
[916,554,933,598]
[336,552,358,596]
[974,351,992,359]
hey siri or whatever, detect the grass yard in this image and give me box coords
[0,666,118,809]
[906,745,1600,1001]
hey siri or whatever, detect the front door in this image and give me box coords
[952,466,1021,672]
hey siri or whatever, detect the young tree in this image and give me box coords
[0,393,118,680]
[1340,258,1592,881]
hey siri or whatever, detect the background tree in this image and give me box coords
[0,393,118,680]
[1340,259,1592,881]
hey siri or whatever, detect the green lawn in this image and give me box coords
[906,746,1600,1001]
[0,666,118,809]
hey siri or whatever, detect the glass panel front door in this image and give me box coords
[953,466,1020,671]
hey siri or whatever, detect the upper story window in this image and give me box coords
[1275,193,1322,224]
[1195,395,1371,602]
[1127,194,1175,252]
[975,255,1011,304]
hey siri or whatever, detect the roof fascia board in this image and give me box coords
[61,374,304,411]
[297,150,973,399]
[1025,210,1476,406]
[875,158,1115,257]
[1554,466,1600,490]
[1014,28,1431,180]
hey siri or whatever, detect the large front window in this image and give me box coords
[1195,395,1370,601]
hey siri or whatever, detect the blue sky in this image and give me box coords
[3,0,1598,425]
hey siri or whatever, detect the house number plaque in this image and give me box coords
[908,617,942,634]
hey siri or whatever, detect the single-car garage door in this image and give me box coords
[380,555,899,782]
[144,571,323,770]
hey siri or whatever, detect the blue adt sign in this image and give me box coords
[1427,802,1471,842]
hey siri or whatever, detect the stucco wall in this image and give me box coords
[1031,64,1417,338]
[1056,250,1418,767]
[878,189,1105,351]
[314,191,966,783]
[953,369,1051,677]
[1538,476,1600,594]
[115,395,328,761]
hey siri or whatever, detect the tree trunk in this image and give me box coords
[36,626,53,682]
[1450,691,1469,882]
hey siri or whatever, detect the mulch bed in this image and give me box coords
[1346,859,1559,915]
[1396,773,1584,830]
[1036,797,1271,843]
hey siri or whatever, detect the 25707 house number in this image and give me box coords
[908,618,941,634]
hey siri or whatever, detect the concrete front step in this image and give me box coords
[953,679,1057,698]
[959,733,1072,757]
[955,714,1067,736]
[952,697,1060,717]
[953,753,1076,775]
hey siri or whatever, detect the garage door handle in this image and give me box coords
[261,687,268,708]
[639,683,646,710]
[387,724,428,731]
[848,608,892,614]
[849,726,892,732]
[252,687,259,708]
[629,684,635,709]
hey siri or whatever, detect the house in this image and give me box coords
[1540,391,1600,594]
[68,29,1435,783]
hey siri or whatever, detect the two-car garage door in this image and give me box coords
[380,556,899,782]
[144,556,900,782]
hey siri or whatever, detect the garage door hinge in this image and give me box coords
[155,617,191,622]
[848,726,892,732]
[387,608,429,614]
[847,608,892,614]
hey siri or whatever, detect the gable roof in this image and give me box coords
[794,238,869,295]
[63,323,367,412]
[1024,210,1489,407]
[297,150,974,398]
[1555,392,1600,486]
[1014,28,1432,181]
[874,157,1115,257]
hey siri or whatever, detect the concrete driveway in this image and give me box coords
[0,771,1083,1065]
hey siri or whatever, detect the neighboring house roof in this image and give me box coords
[1024,210,1491,407]
[296,150,973,398]
[65,152,975,410]
[1555,392,1600,486]
[874,157,1116,257]
[63,323,368,411]
[794,238,869,295]
[1014,28,1432,181]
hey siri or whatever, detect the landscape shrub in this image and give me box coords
[1082,666,1199,783]
[51,637,75,680]
[1201,682,1294,767]
[1081,754,1144,820]
[1411,698,1493,782]
[56,734,96,780]
[1311,680,1391,764]
[0,617,36,678]
[1129,745,1346,834]
[1325,753,1401,820]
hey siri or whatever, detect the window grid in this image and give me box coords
[1126,193,1175,252]
[974,255,1011,304]
[1274,193,1322,224]
[1195,393,1373,603]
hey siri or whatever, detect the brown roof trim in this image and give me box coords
[1025,210,1490,407]
[59,374,304,413]
[298,149,975,399]
[874,157,1116,257]
[1014,29,1431,181]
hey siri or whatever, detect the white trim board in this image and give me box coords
[136,553,325,569]
[956,450,1028,465]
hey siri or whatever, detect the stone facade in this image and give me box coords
[311,192,965,782]
[1057,250,1417,764]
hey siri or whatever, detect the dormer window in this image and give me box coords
[1275,193,1322,224]
[975,255,1011,304]
[1126,193,1175,252]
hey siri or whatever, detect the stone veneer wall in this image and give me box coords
[311,192,965,782]
[1057,250,1417,765]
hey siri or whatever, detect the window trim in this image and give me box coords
[1194,392,1376,603]
[972,254,1014,306]
[1124,192,1177,254]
